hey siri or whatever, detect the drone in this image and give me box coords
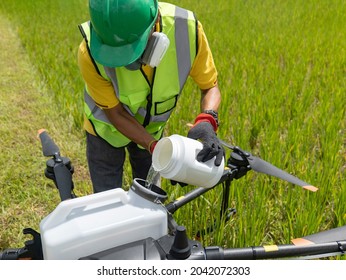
[0,129,345,260]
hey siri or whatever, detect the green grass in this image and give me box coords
[0,0,345,259]
[0,13,91,250]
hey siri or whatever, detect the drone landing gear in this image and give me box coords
[194,149,250,240]
[195,208,237,239]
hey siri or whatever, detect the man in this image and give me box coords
[78,0,223,193]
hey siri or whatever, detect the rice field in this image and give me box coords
[0,0,345,258]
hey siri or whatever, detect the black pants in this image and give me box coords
[86,133,152,193]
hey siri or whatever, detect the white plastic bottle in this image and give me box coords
[39,178,168,259]
[152,134,224,188]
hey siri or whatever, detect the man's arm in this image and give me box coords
[104,104,156,152]
[200,84,221,112]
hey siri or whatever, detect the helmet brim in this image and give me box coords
[90,17,157,68]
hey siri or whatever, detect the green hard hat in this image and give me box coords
[89,0,158,67]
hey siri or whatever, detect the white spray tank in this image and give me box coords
[39,178,168,260]
[152,134,225,188]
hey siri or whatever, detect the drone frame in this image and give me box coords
[0,130,345,260]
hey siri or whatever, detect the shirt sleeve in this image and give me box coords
[189,21,218,90]
[77,40,119,109]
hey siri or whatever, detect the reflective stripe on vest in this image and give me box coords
[80,2,197,147]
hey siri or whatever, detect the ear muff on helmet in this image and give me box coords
[125,32,170,71]
[89,0,159,67]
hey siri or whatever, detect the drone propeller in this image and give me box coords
[247,154,318,192]
[37,129,74,201]
[51,159,73,201]
[220,140,318,192]
[292,225,346,245]
[38,129,60,157]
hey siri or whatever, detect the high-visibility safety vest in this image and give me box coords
[79,2,197,148]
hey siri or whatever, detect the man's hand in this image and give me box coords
[187,121,224,166]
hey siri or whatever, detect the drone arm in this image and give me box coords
[207,241,346,260]
[165,187,210,214]
[165,167,241,214]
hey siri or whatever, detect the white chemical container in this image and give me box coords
[39,179,168,259]
[152,134,224,188]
